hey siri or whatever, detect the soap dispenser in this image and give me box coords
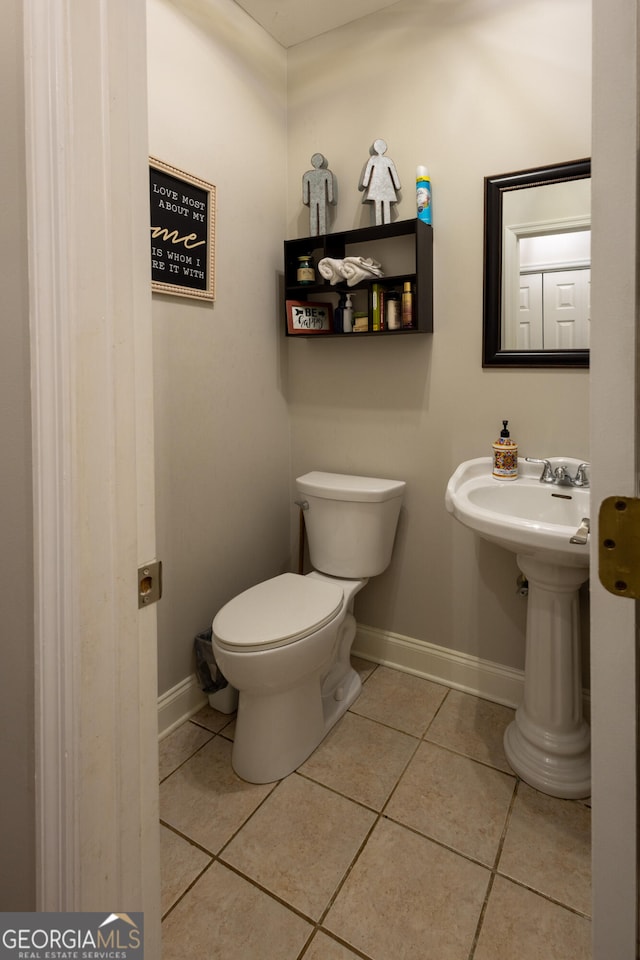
[343,293,354,333]
[492,420,518,480]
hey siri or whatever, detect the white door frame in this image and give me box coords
[25,0,160,952]
[590,0,638,955]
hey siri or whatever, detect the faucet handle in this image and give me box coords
[570,517,590,544]
[525,458,554,482]
[574,462,590,486]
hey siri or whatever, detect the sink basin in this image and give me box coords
[445,457,590,567]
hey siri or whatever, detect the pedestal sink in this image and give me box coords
[445,457,590,799]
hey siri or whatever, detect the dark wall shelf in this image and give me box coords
[284,219,433,338]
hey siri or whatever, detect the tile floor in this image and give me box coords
[159,660,591,960]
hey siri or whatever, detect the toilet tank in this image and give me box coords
[296,471,406,578]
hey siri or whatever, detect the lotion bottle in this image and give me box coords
[386,290,401,330]
[492,420,518,480]
[343,293,354,333]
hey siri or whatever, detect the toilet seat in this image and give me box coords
[213,573,344,652]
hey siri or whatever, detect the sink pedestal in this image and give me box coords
[504,555,591,799]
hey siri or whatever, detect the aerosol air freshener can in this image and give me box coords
[492,420,518,480]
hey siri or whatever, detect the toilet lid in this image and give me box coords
[212,573,344,651]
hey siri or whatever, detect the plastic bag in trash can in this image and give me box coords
[194,627,229,693]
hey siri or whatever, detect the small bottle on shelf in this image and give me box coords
[386,290,401,330]
[343,293,354,333]
[296,254,315,284]
[402,281,414,329]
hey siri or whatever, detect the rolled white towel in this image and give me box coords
[317,258,345,284]
[318,255,384,287]
[341,256,384,286]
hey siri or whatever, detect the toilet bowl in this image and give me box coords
[212,471,405,784]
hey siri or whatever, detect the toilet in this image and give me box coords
[212,471,406,783]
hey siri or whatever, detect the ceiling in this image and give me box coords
[233,0,401,47]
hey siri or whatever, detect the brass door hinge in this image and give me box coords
[138,560,162,608]
[599,497,640,598]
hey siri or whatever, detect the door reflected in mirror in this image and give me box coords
[483,159,590,367]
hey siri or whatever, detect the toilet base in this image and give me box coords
[219,580,367,785]
[231,664,361,784]
[322,662,361,730]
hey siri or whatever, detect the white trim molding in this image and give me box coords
[354,624,526,709]
[25,0,160,950]
[354,625,591,719]
[156,641,523,746]
[160,631,592,745]
[158,675,207,741]
[25,0,80,910]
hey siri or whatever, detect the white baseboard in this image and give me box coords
[157,674,207,741]
[158,628,591,738]
[156,633,523,742]
[353,624,525,709]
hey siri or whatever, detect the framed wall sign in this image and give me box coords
[149,157,216,301]
[286,300,333,335]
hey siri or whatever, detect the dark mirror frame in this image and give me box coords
[482,158,591,368]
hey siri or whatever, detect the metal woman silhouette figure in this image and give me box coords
[359,139,401,225]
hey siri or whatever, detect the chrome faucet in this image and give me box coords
[573,462,590,486]
[525,458,590,488]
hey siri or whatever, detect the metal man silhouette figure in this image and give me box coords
[302,153,336,236]
[359,139,401,225]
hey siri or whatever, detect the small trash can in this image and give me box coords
[207,684,239,714]
[194,627,239,714]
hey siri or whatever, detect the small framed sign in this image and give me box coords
[286,300,333,335]
[149,157,216,301]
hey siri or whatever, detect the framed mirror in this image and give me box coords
[483,159,591,367]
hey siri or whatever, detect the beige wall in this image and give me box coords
[285,0,591,671]
[147,0,291,693]
[0,0,36,908]
[149,0,591,696]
